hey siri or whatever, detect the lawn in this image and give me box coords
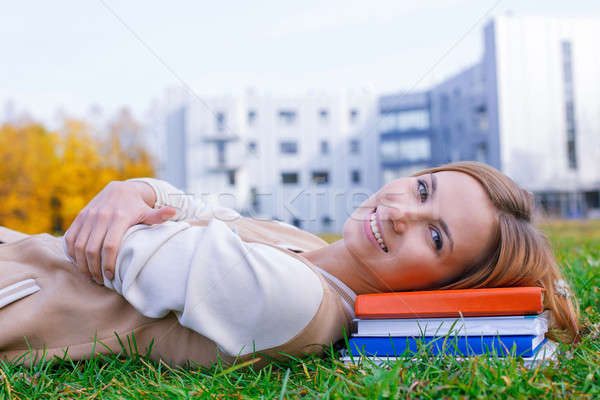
[1,221,599,399]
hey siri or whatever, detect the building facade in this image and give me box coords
[153,15,600,230]
[378,15,600,218]
[156,90,379,233]
[378,92,436,186]
[483,15,600,217]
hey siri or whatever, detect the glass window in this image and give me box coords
[397,110,430,130]
[320,140,329,155]
[216,112,226,132]
[227,170,236,186]
[318,108,329,122]
[351,169,361,184]
[248,110,257,126]
[379,113,397,132]
[349,108,359,123]
[382,164,428,184]
[250,186,260,211]
[281,172,299,184]
[247,140,257,154]
[440,94,449,113]
[380,137,431,162]
[311,171,329,185]
[280,140,298,154]
[350,139,360,154]
[379,109,430,132]
[278,110,297,125]
[561,40,577,170]
[216,141,226,165]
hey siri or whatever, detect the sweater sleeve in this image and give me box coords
[106,218,324,357]
[126,177,202,222]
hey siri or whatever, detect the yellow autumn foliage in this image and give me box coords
[0,118,154,235]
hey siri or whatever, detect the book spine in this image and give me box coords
[355,288,543,319]
[348,336,535,357]
[355,316,547,337]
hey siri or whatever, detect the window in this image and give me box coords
[379,113,397,132]
[216,112,226,132]
[379,109,430,132]
[278,110,297,125]
[349,108,359,123]
[280,140,298,154]
[281,172,299,184]
[318,108,329,122]
[247,140,257,154]
[247,110,257,126]
[440,94,449,113]
[216,141,226,165]
[349,139,360,155]
[311,171,329,185]
[475,105,488,131]
[351,169,361,184]
[380,137,431,162]
[320,140,329,155]
[382,164,428,184]
[250,186,260,212]
[227,170,236,186]
[561,40,578,169]
[398,110,429,130]
[475,143,487,163]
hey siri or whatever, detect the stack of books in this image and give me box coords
[342,287,556,367]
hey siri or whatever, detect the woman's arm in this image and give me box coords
[64,180,177,284]
[109,217,325,357]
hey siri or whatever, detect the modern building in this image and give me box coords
[154,15,600,229]
[483,15,600,217]
[155,89,379,233]
[378,92,436,186]
[378,15,600,218]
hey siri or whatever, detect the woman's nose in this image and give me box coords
[385,203,429,235]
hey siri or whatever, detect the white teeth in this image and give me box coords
[369,211,387,252]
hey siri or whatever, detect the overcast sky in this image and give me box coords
[2,0,600,123]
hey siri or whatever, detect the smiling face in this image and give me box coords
[342,171,497,292]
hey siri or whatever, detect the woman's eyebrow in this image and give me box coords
[430,173,455,253]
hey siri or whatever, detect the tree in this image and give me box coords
[0,117,155,235]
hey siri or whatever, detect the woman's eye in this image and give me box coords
[418,180,429,203]
[431,228,443,251]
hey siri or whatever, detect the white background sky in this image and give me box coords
[2,0,600,123]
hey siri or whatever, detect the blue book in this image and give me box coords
[348,334,546,357]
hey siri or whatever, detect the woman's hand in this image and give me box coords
[64,180,176,284]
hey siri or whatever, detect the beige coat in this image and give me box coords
[0,218,353,367]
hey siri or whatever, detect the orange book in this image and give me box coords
[355,287,544,319]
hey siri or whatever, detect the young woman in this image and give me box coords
[0,162,579,366]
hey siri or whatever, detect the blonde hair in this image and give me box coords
[414,161,580,343]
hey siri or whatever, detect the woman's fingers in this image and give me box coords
[73,216,94,276]
[101,216,131,281]
[64,209,87,262]
[85,213,110,284]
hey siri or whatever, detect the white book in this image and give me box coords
[354,311,549,337]
[340,340,557,369]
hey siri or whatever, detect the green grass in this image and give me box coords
[1,221,599,399]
